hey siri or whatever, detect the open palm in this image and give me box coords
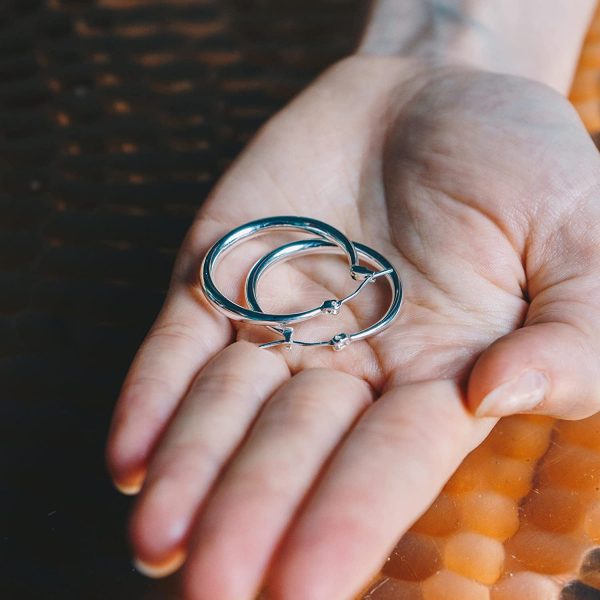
[106,56,600,600]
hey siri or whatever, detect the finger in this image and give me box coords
[180,368,374,600]
[129,340,290,577]
[265,379,495,600]
[105,218,234,495]
[468,319,600,419]
[468,195,600,419]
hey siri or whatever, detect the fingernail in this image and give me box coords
[133,550,186,579]
[113,470,145,495]
[475,370,549,417]
[111,466,146,495]
[114,479,142,496]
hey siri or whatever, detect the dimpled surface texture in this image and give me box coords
[359,414,600,600]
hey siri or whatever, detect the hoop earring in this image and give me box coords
[244,238,402,351]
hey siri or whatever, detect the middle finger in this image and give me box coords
[181,367,374,600]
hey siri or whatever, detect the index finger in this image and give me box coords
[266,379,496,600]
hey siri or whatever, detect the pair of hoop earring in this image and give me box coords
[199,216,403,351]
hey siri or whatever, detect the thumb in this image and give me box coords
[468,197,600,420]
[468,318,600,419]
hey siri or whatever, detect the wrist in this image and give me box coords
[357,0,597,94]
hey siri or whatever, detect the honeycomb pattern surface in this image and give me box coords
[360,416,600,599]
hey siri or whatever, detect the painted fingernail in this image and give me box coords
[133,550,186,579]
[475,370,550,417]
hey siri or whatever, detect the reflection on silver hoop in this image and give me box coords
[199,216,379,328]
[244,238,402,351]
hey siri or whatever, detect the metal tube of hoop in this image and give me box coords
[199,216,376,328]
[244,238,402,350]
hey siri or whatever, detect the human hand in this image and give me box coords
[105,52,600,599]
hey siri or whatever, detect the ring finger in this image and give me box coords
[128,340,290,576]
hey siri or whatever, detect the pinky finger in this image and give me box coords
[106,283,232,494]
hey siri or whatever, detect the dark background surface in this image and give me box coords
[0,1,365,598]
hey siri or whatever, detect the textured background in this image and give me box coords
[0,1,365,598]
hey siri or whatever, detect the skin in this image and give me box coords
[106,3,600,600]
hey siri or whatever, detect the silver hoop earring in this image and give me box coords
[199,216,379,328]
[244,238,403,351]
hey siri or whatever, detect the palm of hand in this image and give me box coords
[107,56,600,599]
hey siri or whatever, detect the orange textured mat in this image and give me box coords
[571,10,600,133]
[356,13,600,599]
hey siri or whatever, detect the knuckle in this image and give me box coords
[145,320,199,348]
[148,438,220,483]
